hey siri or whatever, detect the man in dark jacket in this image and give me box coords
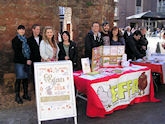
[126,30,146,60]
[27,24,42,90]
[85,22,103,61]
[137,27,148,56]
[101,21,111,46]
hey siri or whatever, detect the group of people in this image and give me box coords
[12,22,149,104]
[12,24,78,104]
[85,22,148,61]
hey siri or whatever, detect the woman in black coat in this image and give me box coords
[58,31,78,70]
[12,25,31,104]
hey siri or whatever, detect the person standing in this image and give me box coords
[58,31,78,70]
[40,26,59,61]
[85,22,103,60]
[101,21,111,46]
[126,30,146,60]
[27,24,42,91]
[138,27,148,56]
[12,25,31,104]
[110,26,125,45]
[124,26,132,41]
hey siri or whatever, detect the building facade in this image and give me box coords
[117,0,165,28]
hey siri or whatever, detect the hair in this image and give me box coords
[133,30,142,36]
[32,24,40,29]
[92,22,100,27]
[110,26,123,43]
[61,31,71,42]
[17,25,25,30]
[102,21,109,27]
[42,26,56,48]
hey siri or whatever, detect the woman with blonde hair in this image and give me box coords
[40,26,59,61]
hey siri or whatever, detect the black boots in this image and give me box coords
[15,79,23,104]
[22,78,31,101]
[15,78,31,104]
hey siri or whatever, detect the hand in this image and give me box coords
[142,46,146,50]
[162,43,165,49]
[142,56,147,61]
[65,56,69,60]
[47,58,51,62]
[27,60,32,65]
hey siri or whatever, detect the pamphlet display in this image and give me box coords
[91,46,125,71]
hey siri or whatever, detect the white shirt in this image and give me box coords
[35,36,39,45]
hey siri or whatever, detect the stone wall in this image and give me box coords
[0,0,114,83]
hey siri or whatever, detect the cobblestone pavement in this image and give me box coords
[0,84,165,124]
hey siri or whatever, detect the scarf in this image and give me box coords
[17,34,31,59]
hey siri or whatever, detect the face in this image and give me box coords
[92,23,100,33]
[103,24,109,32]
[17,29,25,36]
[62,33,69,41]
[134,35,141,41]
[32,26,40,36]
[162,33,165,39]
[46,29,53,40]
[112,28,118,36]
[127,27,131,32]
[141,29,146,35]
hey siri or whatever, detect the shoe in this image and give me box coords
[15,96,23,104]
[22,95,31,101]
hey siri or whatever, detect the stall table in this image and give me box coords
[132,62,165,84]
[74,66,160,117]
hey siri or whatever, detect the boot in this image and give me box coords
[22,78,31,101]
[15,79,23,104]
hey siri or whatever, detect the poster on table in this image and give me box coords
[91,69,151,112]
[81,58,91,74]
[34,61,77,124]
[91,45,125,71]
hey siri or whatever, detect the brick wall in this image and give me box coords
[0,0,114,83]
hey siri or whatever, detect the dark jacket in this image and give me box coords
[27,34,42,62]
[58,41,78,69]
[124,31,132,41]
[85,31,103,59]
[137,35,148,56]
[12,36,29,64]
[126,35,145,60]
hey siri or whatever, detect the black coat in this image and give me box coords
[124,31,132,41]
[126,35,144,60]
[27,34,42,62]
[85,31,103,59]
[12,36,29,64]
[137,35,148,56]
[58,41,78,68]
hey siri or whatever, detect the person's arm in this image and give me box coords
[12,38,27,64]
[127,38,144,59]
[72,43,78,67]
[58,43,66,60]
[27,38,33,61]
[40,40,49,60]
[85,35,92,59]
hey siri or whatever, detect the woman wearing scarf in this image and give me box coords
[12,25,31,104]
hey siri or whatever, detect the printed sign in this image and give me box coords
[81,58,91,74]
[91,70,151,112]
[34,61,77,124]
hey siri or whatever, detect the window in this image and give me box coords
[114,6,118,17]
[135,0,143,14]
[157,0,165,12]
